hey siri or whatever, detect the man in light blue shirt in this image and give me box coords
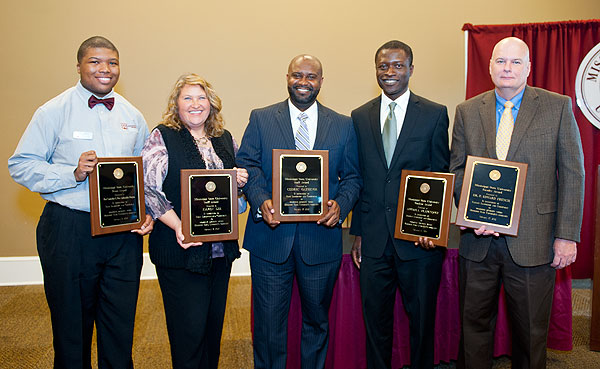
[494,87,525,131]
[8,36,152,369]
[449,37,584,369]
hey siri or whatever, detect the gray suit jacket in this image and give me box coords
[449,86,585,266]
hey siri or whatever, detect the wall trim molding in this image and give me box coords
[0,250,251,286]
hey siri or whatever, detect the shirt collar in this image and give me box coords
[494,87,525,111]
[288,99,318,122]
[381,88,410,111]
[76,80,115,100]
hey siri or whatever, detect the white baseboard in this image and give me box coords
[140,253,157,281]
[231,249,251,277]
[0,250,251,286]
[0,256,45,286]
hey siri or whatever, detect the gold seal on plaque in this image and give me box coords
[489,169,501,181]
[296,162,307,173]
[113,168,124,179]
[205,181,217,192]
[420,183,431,194]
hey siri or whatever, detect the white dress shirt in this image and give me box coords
[380,89,411,139]
[288,99,318,149]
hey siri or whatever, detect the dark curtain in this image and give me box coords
[462,20,600,279]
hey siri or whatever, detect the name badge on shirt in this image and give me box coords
[73,131,93,140]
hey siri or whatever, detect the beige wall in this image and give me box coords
[1,0,598,256]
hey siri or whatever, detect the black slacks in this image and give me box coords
[250,235,341,369]
[36,202,142,369]
[458,237,556,369]
[360,237,444,369]
[156,257,232,369]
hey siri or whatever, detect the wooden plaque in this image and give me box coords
[394,170,455,247]
[455,155,527,236]
[181,169,238,243]
[272,149,329,222]
[89,157,145,236]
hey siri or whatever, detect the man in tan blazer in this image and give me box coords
[449,37,584,369]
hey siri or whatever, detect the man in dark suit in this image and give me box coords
[449,37,584,369]
[350,40,450,369]
[236,54,361,369]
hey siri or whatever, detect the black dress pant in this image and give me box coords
[458,237,556,369]
[360,237,443,369]
[36,202,142,369]
[156,257,232,369]
[250,239,341,369]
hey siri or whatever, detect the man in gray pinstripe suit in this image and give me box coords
[236,54,361,369]
[449,37,585,369]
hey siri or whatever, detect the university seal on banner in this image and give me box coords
[575,42,600,129]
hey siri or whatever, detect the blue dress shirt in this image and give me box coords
[8,81,149,212]
[495,88,525,132]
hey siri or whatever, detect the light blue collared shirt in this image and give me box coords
[8,81,149,212]
[495,88,525,132]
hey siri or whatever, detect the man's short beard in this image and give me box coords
[288,85,320,107]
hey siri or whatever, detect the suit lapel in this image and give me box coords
[275,101,295,149]
[389,93,420,170]
[367,96,388,168]
[506,86,538,160]
[479,92,498,159]
[313,102,331,150]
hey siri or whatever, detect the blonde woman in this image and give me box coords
[142,73,248,369]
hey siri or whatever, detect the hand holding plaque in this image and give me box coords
[89,157,146,236]
[181,169,238,243]
[272,149,329,222]
[394,170,455,247]
[455,156,527,236]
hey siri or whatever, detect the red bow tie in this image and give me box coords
[88,96,115,111]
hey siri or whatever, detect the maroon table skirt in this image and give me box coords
[252,249,573,368]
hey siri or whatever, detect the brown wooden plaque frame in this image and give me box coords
[181,169,238,243]
[455,155,527,236]
[394,170,455,247]
[272,149,329,222]
[89,157,145,236]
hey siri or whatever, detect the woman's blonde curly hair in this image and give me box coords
[160,73,224,137]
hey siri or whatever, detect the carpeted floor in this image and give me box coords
[1,277,598,368]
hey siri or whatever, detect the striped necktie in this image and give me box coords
[382,102,397,166]
[496,101,514,160]
[295,112,310,150]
